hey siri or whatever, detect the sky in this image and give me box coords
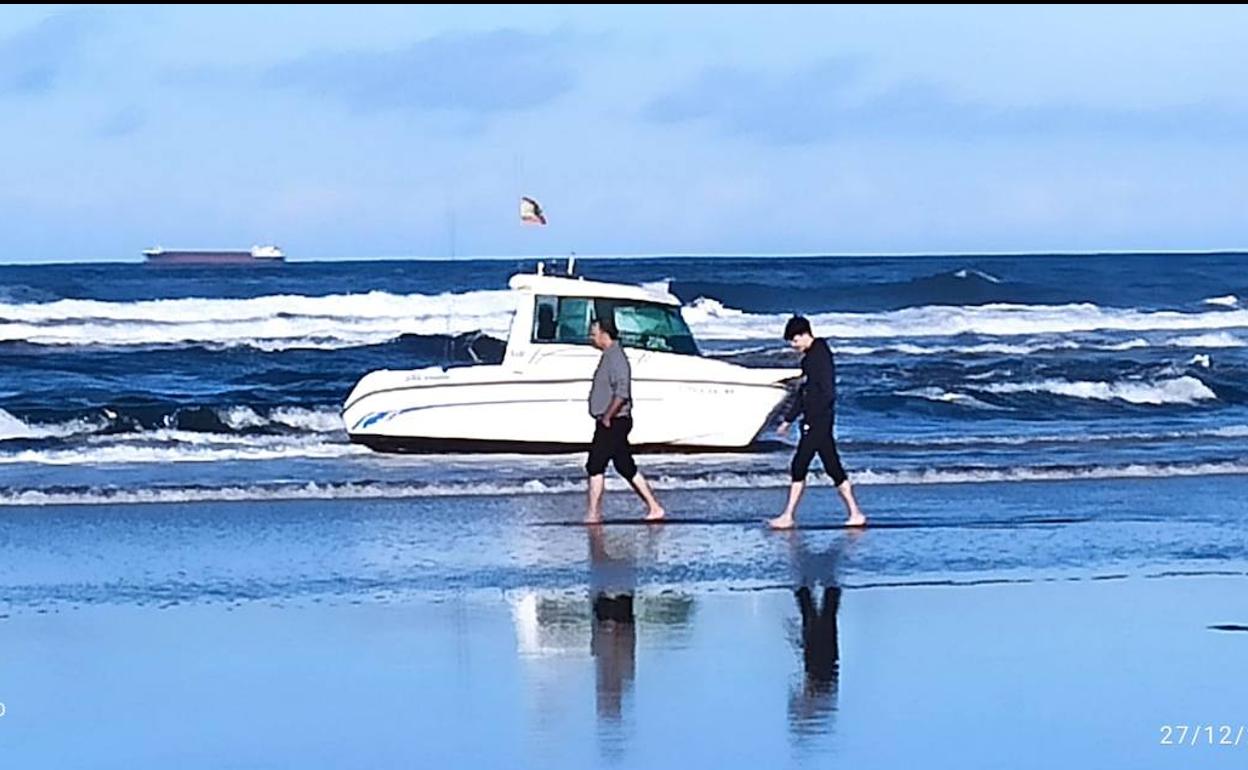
[2,4,1247,262]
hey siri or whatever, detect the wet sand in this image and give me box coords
[1,576,1246,767]
[3,476,1248,767]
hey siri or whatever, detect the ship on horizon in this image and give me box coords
[143,245,285,266]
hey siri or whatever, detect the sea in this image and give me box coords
[1,252,1245,506]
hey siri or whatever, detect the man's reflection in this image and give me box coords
[786,532,851,735]
[588,523,636,726]
[792,584,840,721]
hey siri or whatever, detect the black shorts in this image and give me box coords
[791,416,847,485]
[586,416,637,480]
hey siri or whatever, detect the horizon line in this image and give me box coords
[4,247,1247,267]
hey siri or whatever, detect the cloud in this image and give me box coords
[264,28,576,116]
[646,58,1248,145]
[0,9,101,96]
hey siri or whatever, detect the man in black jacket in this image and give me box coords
[768,316,867,530]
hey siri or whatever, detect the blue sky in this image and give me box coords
[2,4,1247,262]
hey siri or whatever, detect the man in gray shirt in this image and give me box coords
[586,316,666,523]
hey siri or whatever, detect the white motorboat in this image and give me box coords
[342,267,799,452]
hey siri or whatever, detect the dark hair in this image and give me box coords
[592,315,619,340]
[784,315,812,340]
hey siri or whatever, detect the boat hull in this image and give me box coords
[348,434,791,455]
[342,366,796,453]
[144,253,285,266]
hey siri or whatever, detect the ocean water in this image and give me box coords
[1,252,1246,505]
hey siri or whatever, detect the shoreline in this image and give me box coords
[3,474,1248,614]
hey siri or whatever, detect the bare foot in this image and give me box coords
[767,513,796,530]
[845,512,867,528]
[643,507,667,522]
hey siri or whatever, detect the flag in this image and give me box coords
[520,196,547,226]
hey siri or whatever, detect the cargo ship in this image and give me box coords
[143,245,285,266]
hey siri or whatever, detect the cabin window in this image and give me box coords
[531,295,698,355]
[533,296,558,341]
[595,299,699,356]
[532,296,594,345]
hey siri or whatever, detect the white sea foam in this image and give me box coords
[216,406,344,433]
[0,290,518,349]
[0,406,346,446]
[838,339,1084,357]
[0,434,365,465]
[953,268,1002,284]
[8,290,1248,349]
[895,388,1008,410]
[683,298,1248,341]
[5,460,1248,506]
[1166,333,1245,348]
[850,461,1248,486]
[979,376,1216,406]
[0,408,108,441]
[854,424,1248,449]
[830,335,1230,357]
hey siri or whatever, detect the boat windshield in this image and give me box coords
[531,295,699,356]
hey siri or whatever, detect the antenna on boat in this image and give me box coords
[537,261,545,276]
[445,283,454,368]
[567,252,576,277]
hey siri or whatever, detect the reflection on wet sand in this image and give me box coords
[790,584,840,733]
[786,531,855,737]
[589,524,636,724]
[511,525,858,754]
[510,524,695,754]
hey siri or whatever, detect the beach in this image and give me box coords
[3,475,1247,768]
